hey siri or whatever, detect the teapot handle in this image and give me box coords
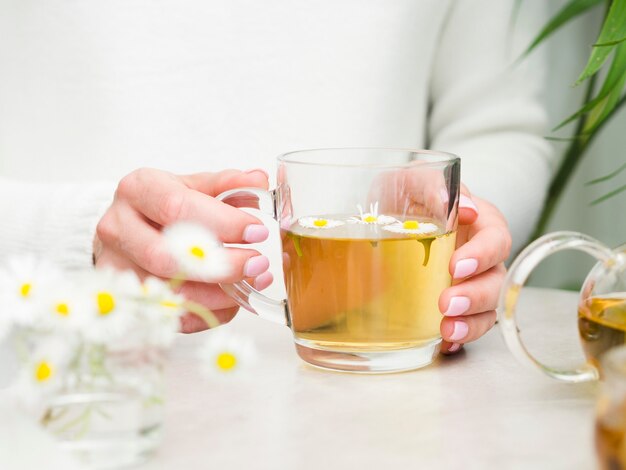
[498,231,614,383]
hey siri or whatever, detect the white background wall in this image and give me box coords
[527,2,626,290]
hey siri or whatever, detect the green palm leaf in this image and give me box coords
[521,0,605,58]
[576,0,626,84]
[586,162,626,185]
[554,42,626,132]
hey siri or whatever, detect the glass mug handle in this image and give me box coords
[214,187,290,327]
[498,231,614,383]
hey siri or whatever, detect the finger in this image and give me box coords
[458,191,479,226]
[441,341,464,355]
[123,169,268,243]
[180,306,240,333]
[97,202,180,278]
[449,205,511,280]
[439,265,506,317]
[252,271,274,291]
[95,249,153,279]
[223,248,269,283]
[440,310,497,344]
[181,169,270,196]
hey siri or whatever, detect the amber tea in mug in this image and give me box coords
[283,218,456,352]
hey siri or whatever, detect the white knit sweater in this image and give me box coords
[0,0,553,269]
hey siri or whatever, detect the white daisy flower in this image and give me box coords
[81,268,143,344]
[348,202,397,225]
[197,329,257,378]
[139,277,185,347]
[0,255,62,327]
[39,279,91,334]
[382,220,439,235]
[163,222,232,281]
[16,336,74,404]
[298,217,345,229]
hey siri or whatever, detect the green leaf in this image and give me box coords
[554,41,626,132]
[544,135,586,142]
[521,0,605,58]
[586,162,626,185]
[576,0,626,84]
[594,35,626,47]
[590,183,626,205]
[582,43,626,132]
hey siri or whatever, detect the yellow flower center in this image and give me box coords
[160,300,179,309]
[313,219,328,227]
[190,246,205,259]
[55,303,70,316]
[35,361,53,382]
[364,215,378,223]
[20,283,32,298]
[97,292,115,315]
[216,352,237,371]
[403,220,419,230]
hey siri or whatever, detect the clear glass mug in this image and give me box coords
[498,231,626,383]
[217,148,460,373]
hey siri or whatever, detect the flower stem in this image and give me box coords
[183,301,220,329]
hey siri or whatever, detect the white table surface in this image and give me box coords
[1,287,599,470]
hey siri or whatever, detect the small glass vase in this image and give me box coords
[39,345,166,469]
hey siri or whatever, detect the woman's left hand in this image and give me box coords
[439,188,512,354]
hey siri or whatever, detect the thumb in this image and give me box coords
[458,188,479,226]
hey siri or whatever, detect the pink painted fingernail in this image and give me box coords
[243,224,269,243]
[453,258,478,279]
[459,194,478,214]
[444,296,471,317]
[244,168,270,179]
[449,321,469,342]
[244,255,270,277]
[254,271,273,291]
[448,343,462,353]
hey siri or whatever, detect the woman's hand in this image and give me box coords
[439,188,512,354]
[94,167,274,332]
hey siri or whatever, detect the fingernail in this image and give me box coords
[453,258,478,279]
[244,168,270,179]
[449,321,469,342]
[448,343,462,353]
[254,271,273,291]
[243,224,269,243]
[244,255,270,277]
[459,194,478,214]
[444,296,471,317]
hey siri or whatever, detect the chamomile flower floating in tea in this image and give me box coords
[0,255,61,327]
[197,330,257,378]
[298,217,345,229]
[349,202,396,225]
[382,220,439,235]
[164,222,232,281]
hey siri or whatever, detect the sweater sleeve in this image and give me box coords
[429,0,554,254]
[0,177,116,270]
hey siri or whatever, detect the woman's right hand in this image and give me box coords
[94,167,274,332]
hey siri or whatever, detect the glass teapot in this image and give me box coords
[498,231,626,383]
